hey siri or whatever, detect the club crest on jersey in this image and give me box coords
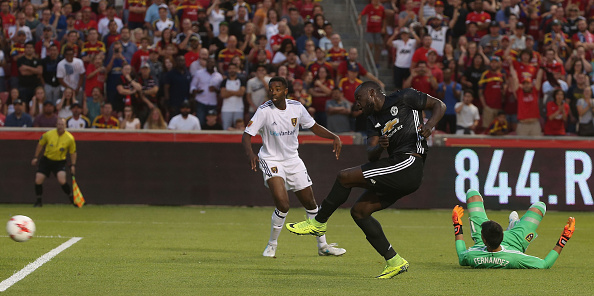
[390,106,398,116]
[247,120,253,127]
[291,118,297,127]
[525,233,534,242]
[271,167,278,173]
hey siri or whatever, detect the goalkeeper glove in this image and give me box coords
[556,217,575,248]
[452,205,464,235]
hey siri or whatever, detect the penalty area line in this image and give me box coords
[0,237,83,292]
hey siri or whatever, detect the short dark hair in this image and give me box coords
[464,89,475,98]
[269,76,288,88]
[25,41,35,47]
[63,46,75,54]
[481,220,503,249]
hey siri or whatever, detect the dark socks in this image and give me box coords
[354,216,396,260]
[316,179,352,223]
[61,184,72,196]
[35,184,43,196]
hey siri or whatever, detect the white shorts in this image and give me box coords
[259,157,312,192]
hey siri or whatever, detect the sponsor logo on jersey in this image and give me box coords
[291,118,297,127]
[390,106,398,116]
[247,120,253,127]
[269,129,297,136]
[382,118,400,135]
[525,233,534,242]
[271,167,278,173]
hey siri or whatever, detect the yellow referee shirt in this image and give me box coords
[39,129,76,161]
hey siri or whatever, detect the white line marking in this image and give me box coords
[0,237,83,292]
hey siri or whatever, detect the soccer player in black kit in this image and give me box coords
[287,82,446,279]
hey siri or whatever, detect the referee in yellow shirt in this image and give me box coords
[31,119,77,207]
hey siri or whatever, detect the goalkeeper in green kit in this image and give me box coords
[452,189,575,269]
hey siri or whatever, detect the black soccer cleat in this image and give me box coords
[33,198,43,208]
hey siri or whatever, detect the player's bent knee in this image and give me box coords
[350,206,368,220]
[528,202,546,217]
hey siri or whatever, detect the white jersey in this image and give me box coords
[427,25,448,56]
[392,38,416,68]
[245,99,315,161]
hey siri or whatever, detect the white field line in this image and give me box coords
[0,237,83,292]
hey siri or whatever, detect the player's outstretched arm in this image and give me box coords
[309,123,342,160]
[241,132,259,172]
[420,95,446,138]
[452,205,469,266]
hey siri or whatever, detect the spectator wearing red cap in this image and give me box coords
[466,0,491,37]
[509,64,544,136]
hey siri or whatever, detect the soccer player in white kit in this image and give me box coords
[242,77,347,257]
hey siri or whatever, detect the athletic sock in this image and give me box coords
[35,184,43,196]
[386,253,404,266]
[268,208,287,245]
[61,183,72,196]
[354,216,396,260]
[316,179,352,223]
[306,207,327,248]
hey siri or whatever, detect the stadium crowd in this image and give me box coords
[0,0,593,137]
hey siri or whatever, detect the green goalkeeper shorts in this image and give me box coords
[467,201,545,253]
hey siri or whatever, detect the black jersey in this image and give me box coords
[366,88,428,157]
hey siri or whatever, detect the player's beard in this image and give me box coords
[362,101,374,116]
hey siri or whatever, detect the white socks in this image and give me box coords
[268,208,287,245]
[306,207,327,248]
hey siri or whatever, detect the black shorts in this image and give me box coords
[361,154,425,205]
[37,157,67,177]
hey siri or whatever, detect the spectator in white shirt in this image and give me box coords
[168,101,202,130]
[190,58,224,126]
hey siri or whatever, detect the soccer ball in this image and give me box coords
[6,215,36,242]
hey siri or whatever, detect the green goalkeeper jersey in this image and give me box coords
[456,240,559,269]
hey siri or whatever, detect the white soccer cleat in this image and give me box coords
[507,211,520,230]
[318,243,346,256]
[263,243,277,257]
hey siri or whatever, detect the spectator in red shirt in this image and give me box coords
[131,37,151,72]
[544,89,569,135]
[479,56,506,128]
[509,63,544,136]
[426,49,443,83]
[177,0,202,23]
[411,34,434,69]
[36,26,61,59]
[404,61,438,96]
[75,7,98,34]
[307,46,334,79]
[217,35,244,73]
[466,0,490,37]
[127,0,147,30]
[326,34,347,70]
[269,22,295,53]
[309,65,334,127]
[286,51,305,81]
[358,0,385,67]
[338,63,362,103]
[184,35,202,68]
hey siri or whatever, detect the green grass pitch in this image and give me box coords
[0,205,592,295]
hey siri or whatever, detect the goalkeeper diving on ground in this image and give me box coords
[453,189,575,269]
